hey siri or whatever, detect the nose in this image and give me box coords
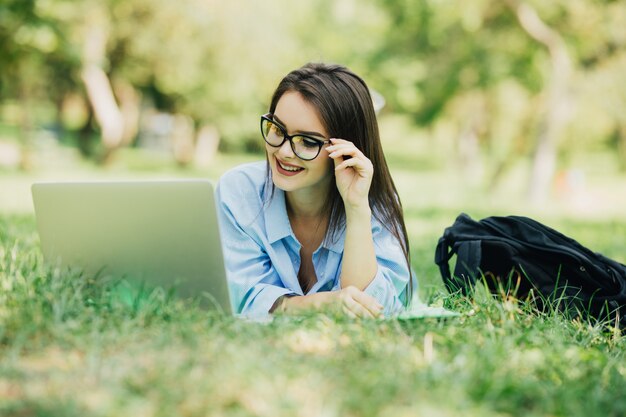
[276,138,295,158]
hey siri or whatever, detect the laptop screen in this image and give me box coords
[31,180,232,314]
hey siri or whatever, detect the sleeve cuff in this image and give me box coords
[241,285,295,318]
[364,268,405,316]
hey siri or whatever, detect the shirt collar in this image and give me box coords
[264,186,293,244]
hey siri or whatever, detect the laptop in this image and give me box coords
[31,180,232,314]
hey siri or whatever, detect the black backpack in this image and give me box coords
[435,213,626,327]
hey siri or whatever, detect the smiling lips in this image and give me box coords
[276,158,304,176]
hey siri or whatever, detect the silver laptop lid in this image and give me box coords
[31,180,232,314]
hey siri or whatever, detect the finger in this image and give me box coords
[351,290,384,318]
[342,305,358,319]
[335,157,372,175]
[344,296,376,319]
[326,142,357,152]
[327,144,364,160]
[329,138,352,145]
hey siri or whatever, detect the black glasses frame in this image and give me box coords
[260,113,330,161]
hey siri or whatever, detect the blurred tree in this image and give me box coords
[80,1,125,162]
[506,0,573,204]
[570,2,626,172]
[373,0,626,201]
[372,0,542,195]
[103,0,393,160]
[1,0,625,177]
[0,0,77,169]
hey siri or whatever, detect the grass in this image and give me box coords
[2,213,626,416]
[1,139,626,416]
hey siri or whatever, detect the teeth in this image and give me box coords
[278,161,303,172]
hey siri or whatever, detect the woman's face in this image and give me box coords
[267,91,333,195]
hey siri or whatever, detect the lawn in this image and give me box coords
[1,142,626,416]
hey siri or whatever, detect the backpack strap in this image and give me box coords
[454,240,482,285]
[435,236,453,282]
[435,235,482,295]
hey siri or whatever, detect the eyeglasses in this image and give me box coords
[260,113,330,161]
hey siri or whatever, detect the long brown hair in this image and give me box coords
[266,62,413,304]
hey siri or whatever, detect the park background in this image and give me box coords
[1,0,626,416]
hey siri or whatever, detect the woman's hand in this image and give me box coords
[333,286,383,318]
[279,286,383,318]
[327,138,373,212]
[326,138,378,293]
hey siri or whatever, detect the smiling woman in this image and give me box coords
[215,63,416,318]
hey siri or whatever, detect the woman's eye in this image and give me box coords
[301,137,321,148]
[271,124,284,137]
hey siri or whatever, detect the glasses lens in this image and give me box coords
[292,136,322,160]
[261,119,284,146]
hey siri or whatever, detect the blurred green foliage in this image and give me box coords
[1,0,625,173]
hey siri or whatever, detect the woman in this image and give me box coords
[216,63,415,318]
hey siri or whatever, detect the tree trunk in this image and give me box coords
[78,109,96,157]
[457,124,483,186]
[79,9,124,163]
[194,124,220,168]
[17,65,34,171]
[171,114,196,167]
[618,124,626,172]
[507,0,573,204]
[81,66,124,157]
[114,78,141,146]
[454,92,486,186]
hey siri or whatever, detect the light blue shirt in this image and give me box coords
[215,161,415,317]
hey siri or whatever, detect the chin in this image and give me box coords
[271,168,302,192]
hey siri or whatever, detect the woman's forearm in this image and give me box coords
[277,287,382,318]
[277,292,333,313]
[339,205,378,290]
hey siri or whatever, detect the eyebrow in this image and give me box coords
[272,115,326,139]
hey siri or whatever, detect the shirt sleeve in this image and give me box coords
[215,174,295,317]
[363,220,416,316]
